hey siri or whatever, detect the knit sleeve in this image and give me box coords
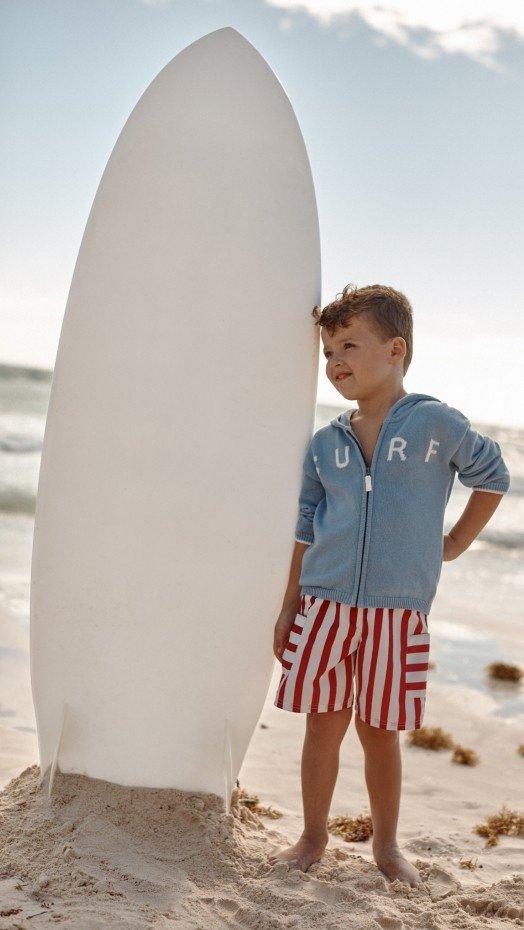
[449,413,510,494]
[294,439,326,545]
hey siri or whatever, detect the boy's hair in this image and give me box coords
[312,283,413,375]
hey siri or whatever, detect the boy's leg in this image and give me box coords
[302,706,353,840]
[267,705,352,871]
[354,715,422,887]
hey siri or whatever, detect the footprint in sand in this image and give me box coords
[301,877,360,907]
[427,865,460,901]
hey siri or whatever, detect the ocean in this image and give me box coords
[1,363,522,738]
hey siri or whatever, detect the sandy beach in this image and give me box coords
[1,627,523,929]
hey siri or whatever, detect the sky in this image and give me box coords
[1,0,523,427]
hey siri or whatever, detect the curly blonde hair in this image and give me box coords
[312,283,413,375]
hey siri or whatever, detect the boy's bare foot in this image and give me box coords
[372,841,422,887]
[267,832,328,873]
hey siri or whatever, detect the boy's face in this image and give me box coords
[321,315,405,400]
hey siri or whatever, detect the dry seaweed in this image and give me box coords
[407,726,455,750]
[327,813,373,842]
[459,856,479,870]
[486,662,522,682]
[234,786,283,819]
[451,746,480,766]
[473,806,524,847]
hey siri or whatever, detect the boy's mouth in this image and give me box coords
[336,373,352,381]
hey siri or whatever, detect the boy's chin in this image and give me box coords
[335,383,356,398]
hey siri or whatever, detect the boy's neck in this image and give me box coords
[351,386,408,423]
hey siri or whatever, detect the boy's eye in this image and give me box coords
[324,343,354,359]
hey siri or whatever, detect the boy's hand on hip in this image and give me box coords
[273,608,298,662]
[442,533,464,561]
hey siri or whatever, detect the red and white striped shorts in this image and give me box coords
[274,594,430,730]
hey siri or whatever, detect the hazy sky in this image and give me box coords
[2,1,523,426]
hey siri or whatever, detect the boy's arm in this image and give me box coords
[281,439,325,612]
[293,438,326,545]
[446,412,510,556]
[447,489,503,556]
[281,540,310,614]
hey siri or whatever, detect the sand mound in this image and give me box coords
[1,765,523,929]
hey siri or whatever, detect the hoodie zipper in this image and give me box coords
[349,436,372,604]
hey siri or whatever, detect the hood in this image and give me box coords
[330,392,442,432]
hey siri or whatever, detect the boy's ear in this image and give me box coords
[391,336,407,359]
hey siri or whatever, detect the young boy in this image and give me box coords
[270,283,510,886]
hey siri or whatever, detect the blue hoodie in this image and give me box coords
[294,393,510,614]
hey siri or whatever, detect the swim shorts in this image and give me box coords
[274,594,430,730]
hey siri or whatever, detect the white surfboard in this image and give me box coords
[30,26,320,801]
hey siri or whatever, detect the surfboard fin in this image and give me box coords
[39,702,70,798]
[223,716,234,814]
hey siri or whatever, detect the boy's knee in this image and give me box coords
[355,714,399,743]
[306,706,352,741]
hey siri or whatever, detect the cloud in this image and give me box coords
[264,1,523,69]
